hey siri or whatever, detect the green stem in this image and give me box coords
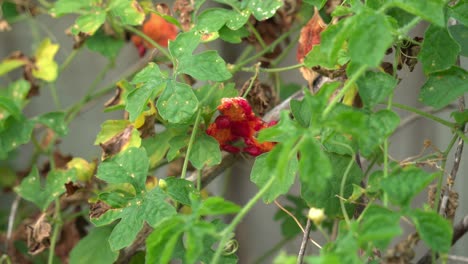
[383,139,389,207]
[455,129,468,143]
[241,63,304,73]
[48,83,62,110]
[433,134,458,211]
[124,25,171,59]
[392,103,455,129]
[196,169,202,191]
[271,34,300,67]
[181,109,202,179]
[48,199,61,264]
[59,49,80,73]
[242,63,260,98]
[211,175,276,264]
[247,21,267,49]
[399,17,422,35]
[234,45,254,65]
[322,65,367,117]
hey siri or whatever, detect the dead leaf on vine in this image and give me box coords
[99,126,134,158]
[297,8,327,88]
[173,0,194,32]
[240,78,277,116]
[26,213,51,255]
[89,201,111,219]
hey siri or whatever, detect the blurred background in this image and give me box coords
[1,1,467,263]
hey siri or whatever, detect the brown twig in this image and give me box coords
[297,219,312,264]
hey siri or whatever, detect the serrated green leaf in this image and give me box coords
[419,24,460,74]
[15,167,76,211]
[146,216,185,264]
[299,136,332,191]
[381,166,437,207]
[169,31,201,59]
[250,151,298,203]
[167,134,190,162]
[35,111,68,136]
[419,66,468,109]
[359,205,402,249]
[85,30,124,60]
[0,58,27,76]
[179,50,232,81]
[0,117,34,159]
[32,38,59,82]
[359,110,400,157]
[301,154,362,217]
[449,24,468,57]
[303,44,340,69]
[69,227,118,264]
[165,177,194,206]
[109,0,145,25]
[326,106,369,139]
[451,109,468,124]
[348,11,393,67]
[225,10,250,30]
[127,63,167,121]
[356,71,398,108]
[142,130,173,168]
[247,0,282,21]
[157,81,199,124]
[97,147,149,193]
[198,197,240,216]
[258,111,303,142]
[321,20,352,65]
[290,99,311,128]
[410,210,453,253]
[92,188,176,251]
[98,191,134,208]
[449,1,468,26]
[72,11,106,35]
[189,133,222,169]
[185,222,217,264]
[391,0,445,27]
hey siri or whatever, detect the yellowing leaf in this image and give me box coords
[0,58,27,76]
[32,39,59,82]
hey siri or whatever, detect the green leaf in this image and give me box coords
[451,109,468,124]
[419,66,468,109]
[169,31,201,59]
[0,117,34,159]
[321,21,352,65]
[258,111,303,142]
[301,154,362,217]
[303,44,340,69]
[146,216,185,264]
[15,167,76,211]
[303,0,327,9]
[50,0,95,16]
[195,8,230,33]
[127,63,167,121]
[97,147,149,193]
[247,0,282,21]
[72,11,106,35]
[299,136,332,191]
[410,210,453,253]
[109,0,145,25]
[356,71,398,108]
[165,177,194,206]
[198,197,240,216]
[391,0,445,27]
[359,110,400,157]
[85,30,125,60]
[419,24,460,74]
[219,25,250,43]
[189,133,222,169]
[142,130,173,168]
[225,10,250,30]
[185,222,217,264]
[0,58,27,76]
[358,205,402,249]
[35,112,68,136]
[32,38,59,82]
[157,81,199,124]
[69,227,119,264]
[0,96,21,120]
[179,51,232,81]
[381,166,437,207]
[326,106,369,140]
[250,151,299,203]
[92,188,176,251]
[348,11,393,67]
[449,1,468,26]
[449,24,468,57]
[290,99,312,128]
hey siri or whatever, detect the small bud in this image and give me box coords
[307,207,326,225]
[158,179,167,190]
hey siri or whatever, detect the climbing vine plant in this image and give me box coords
[0,0,467,263]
